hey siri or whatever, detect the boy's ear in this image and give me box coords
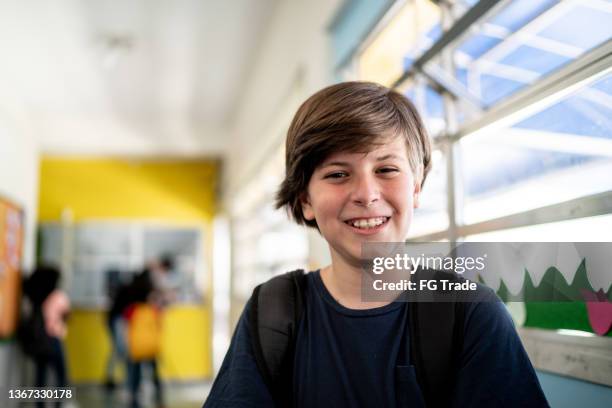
[413,181,422,209]
[300,193,316,221]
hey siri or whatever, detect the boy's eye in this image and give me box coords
[324,171,348,179]
[377,167,399,174]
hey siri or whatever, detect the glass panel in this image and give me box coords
[143,227,203,300]
[429,0,612,107]
[143,227,199,258]
[74,224,131,255]
[232,198,309,300]
[358,0,441,86]
[401,78,446,137]
[463,214,612,242]
[461,74,612,223]
[39,224,63,266]
[408,148,449,237]
[232,220,308,300]
[71,255,132,307]
[43,222,208,306]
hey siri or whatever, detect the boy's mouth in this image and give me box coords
[344,216,390,230]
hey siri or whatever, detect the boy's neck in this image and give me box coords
[320,257,391,310]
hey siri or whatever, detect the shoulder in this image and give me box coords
[463,283,510,327]
[452,285,549,406]
[257,269,308,291]
[204,298,275,407]
[43,289,70,308]
[253,269,309,310]
[458,283,523,359]
[249,269,311,331]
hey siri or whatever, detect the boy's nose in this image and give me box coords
[351,176,380,208]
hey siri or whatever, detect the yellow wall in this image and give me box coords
[38,158,216,222]
[38,157,217,382]
[65,306,212,382]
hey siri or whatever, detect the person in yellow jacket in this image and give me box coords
[124,256,175,408]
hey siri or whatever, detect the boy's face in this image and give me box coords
[301,135,421,268]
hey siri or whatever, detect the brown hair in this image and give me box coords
[275,81,431,228]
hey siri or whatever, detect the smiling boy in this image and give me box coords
[204,82,548,407]
[299,135,418,310]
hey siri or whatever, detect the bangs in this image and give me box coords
[275,81,431,229]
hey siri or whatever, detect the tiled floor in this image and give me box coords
[58,382,212,408]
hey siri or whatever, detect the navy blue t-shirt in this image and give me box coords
[204,271,548,407]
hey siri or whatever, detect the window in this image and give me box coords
[408,148,448,237]
[357,0,442,86]
[464,213,612,242]
[429,0,612,109]
[342,0,612,241]
[461,74,612,223]
[338,0,612,361]
[39,222,206,307]
[230,144,309,318]
[400,79,446,136]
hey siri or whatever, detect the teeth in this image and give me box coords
[349,217,387,229]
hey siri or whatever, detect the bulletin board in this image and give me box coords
[0,195,23,338]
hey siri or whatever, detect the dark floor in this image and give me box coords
[85,381,210,408]
[16,382,212,408]
[13,356,212,408]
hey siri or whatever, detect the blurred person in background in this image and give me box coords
[108,256,175,408]
[132,255,177,308]
[104,269,133,391]
[19,265,71,408]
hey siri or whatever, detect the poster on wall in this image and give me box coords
[0,195,23,338]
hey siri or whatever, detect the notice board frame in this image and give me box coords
[0,194,24,338]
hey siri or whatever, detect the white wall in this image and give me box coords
[0,113,39,269]
[224,0,343,267]
[0,109,40,392]
[225,0,343,195]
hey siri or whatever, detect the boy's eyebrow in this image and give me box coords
[376,153,403,161]
[320,160,350,168]
[320,154,404,168]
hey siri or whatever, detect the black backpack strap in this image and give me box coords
[248,270,307,407]
[408,269,467,408]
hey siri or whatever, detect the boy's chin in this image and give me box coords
[354,233,405,244]
[333,246,365,268]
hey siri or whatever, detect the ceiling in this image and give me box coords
[0,0,277,157]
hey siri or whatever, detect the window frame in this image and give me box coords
[341,0,612,242]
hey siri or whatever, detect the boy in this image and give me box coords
[204,82,548,407]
